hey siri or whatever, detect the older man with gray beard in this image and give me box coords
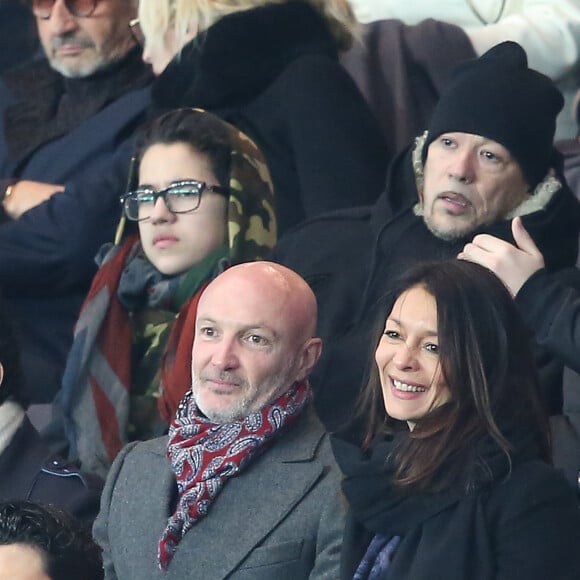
[0,0,153,403]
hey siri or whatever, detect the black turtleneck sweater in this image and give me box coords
[2,45,151,168]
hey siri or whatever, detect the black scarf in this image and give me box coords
[333,423,541,537]
[332,422,546,580]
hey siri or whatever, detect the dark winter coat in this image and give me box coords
[0,49,152,402]
[514,267,580,489]
[151,1,388,235]
[0,415,101,525]
[94,407,343,580]
[516,268,580,374]
[272,145,580,430]
[333,428,580,580]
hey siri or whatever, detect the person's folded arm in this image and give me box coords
[0,138,133,297]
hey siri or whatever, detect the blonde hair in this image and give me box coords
[139,0,357,57]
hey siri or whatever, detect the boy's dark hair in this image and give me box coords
[0,501,103,580]
[135,108,233,187]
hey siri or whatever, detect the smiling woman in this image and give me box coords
[60,108,276,475]
[332,259,580,580]
[360,259,549,482]
[375,285,450,431]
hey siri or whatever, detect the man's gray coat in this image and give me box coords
[93,407,344,579]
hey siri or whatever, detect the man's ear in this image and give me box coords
[295,338,323,382]
[0,362,4,387]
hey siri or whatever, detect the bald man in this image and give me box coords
[93,263,343,580]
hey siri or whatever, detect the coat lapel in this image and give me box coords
[166,407,326,577]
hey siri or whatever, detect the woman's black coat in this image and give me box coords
[333,433,580,580]
[152,1,388,234]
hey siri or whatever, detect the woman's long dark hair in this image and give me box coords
[358,260,551,492]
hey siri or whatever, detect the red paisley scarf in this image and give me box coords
[158,380,311,570]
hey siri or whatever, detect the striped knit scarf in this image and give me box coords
[158,381,311,570]
[59,236,215,476]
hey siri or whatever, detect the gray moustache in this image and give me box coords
[198,372,247,387]
[51,36,95,50]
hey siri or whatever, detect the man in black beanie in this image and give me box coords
[271,41,580,436]
[419,40,563,242]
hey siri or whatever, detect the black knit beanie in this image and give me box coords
[423,41,563,188]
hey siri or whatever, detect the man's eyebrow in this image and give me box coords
[195,318,279,336]
[478,138,509,150]
[196,316,217,324]
[241,324,279,338]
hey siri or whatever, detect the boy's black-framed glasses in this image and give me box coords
[30,0,98,19]
[121,180,230,221]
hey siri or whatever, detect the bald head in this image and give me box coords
[200,262,318,342]
[192,262,322,422]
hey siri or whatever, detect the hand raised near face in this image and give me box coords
[458,216,545,296]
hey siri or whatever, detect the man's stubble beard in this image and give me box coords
[191,373,254,424]
[46,32,134,78]
[420,200,477,243]
[422,214,472,242]
[191,359,300,424]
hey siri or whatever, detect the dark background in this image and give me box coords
[0,0,39,73]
